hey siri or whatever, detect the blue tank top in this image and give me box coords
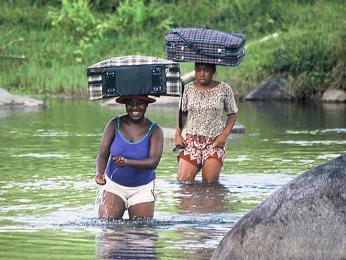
[105,116,156,187]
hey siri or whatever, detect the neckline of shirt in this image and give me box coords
[193,82,221,94]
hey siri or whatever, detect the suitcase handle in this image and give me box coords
[172,30,228,60]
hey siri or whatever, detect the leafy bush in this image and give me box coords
[47,0,173,62]
[161,0,286,38]
[0,3,51,29]
[1,0,345,97]
[108,0,173,35]
[265,31,345,98]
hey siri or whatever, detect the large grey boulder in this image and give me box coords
[245,75,291,100]
[212,153,346,260]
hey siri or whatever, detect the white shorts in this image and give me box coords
[103,175,156,209]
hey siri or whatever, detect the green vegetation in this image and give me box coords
[0,0,345,99]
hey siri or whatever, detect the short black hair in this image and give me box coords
[195,62,216,72]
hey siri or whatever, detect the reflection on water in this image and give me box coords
[176,182,230,214]
[96,226,158,260]
[0,99,345,259]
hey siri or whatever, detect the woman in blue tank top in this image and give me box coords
[95,95,164,220]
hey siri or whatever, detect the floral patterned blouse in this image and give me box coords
[181,81,238,138]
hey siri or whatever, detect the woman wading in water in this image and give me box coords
[175,63,238,183]
[95,95,163,220]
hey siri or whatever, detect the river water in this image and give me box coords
[0,99,345,259]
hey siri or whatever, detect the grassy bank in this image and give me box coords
[0,0,345,99]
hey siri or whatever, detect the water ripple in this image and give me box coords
[278,140,346,146]
[286,128,346,134]
[13,153,68,158]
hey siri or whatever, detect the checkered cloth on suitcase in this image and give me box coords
[87,55,182,100]
[165,28,245,67]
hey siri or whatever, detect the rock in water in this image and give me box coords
[245,75,290,100]
[212,153,346,259]
[0,88,45,109]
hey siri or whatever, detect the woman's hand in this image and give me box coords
[175,133,187,149]
[212,133,228,148]
[214,113,236,149]
[113,156,127,167]
[95,173,106,185]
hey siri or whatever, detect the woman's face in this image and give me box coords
[195,63,215,86]
[125,99,148,121]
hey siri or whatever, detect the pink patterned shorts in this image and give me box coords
[179,134,226,167]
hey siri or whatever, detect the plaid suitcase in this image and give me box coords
[165,28,245,67]
[86,55,182,100]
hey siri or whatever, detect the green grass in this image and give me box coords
[0,0,345,99]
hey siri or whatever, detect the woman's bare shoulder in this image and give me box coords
[150,123,163,141]
[152,121,163,132]
[105,116,120,132]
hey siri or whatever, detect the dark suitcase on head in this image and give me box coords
[86,55,182,100]
[165,28,246,67]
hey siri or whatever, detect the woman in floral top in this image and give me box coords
[175,63,238,183]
